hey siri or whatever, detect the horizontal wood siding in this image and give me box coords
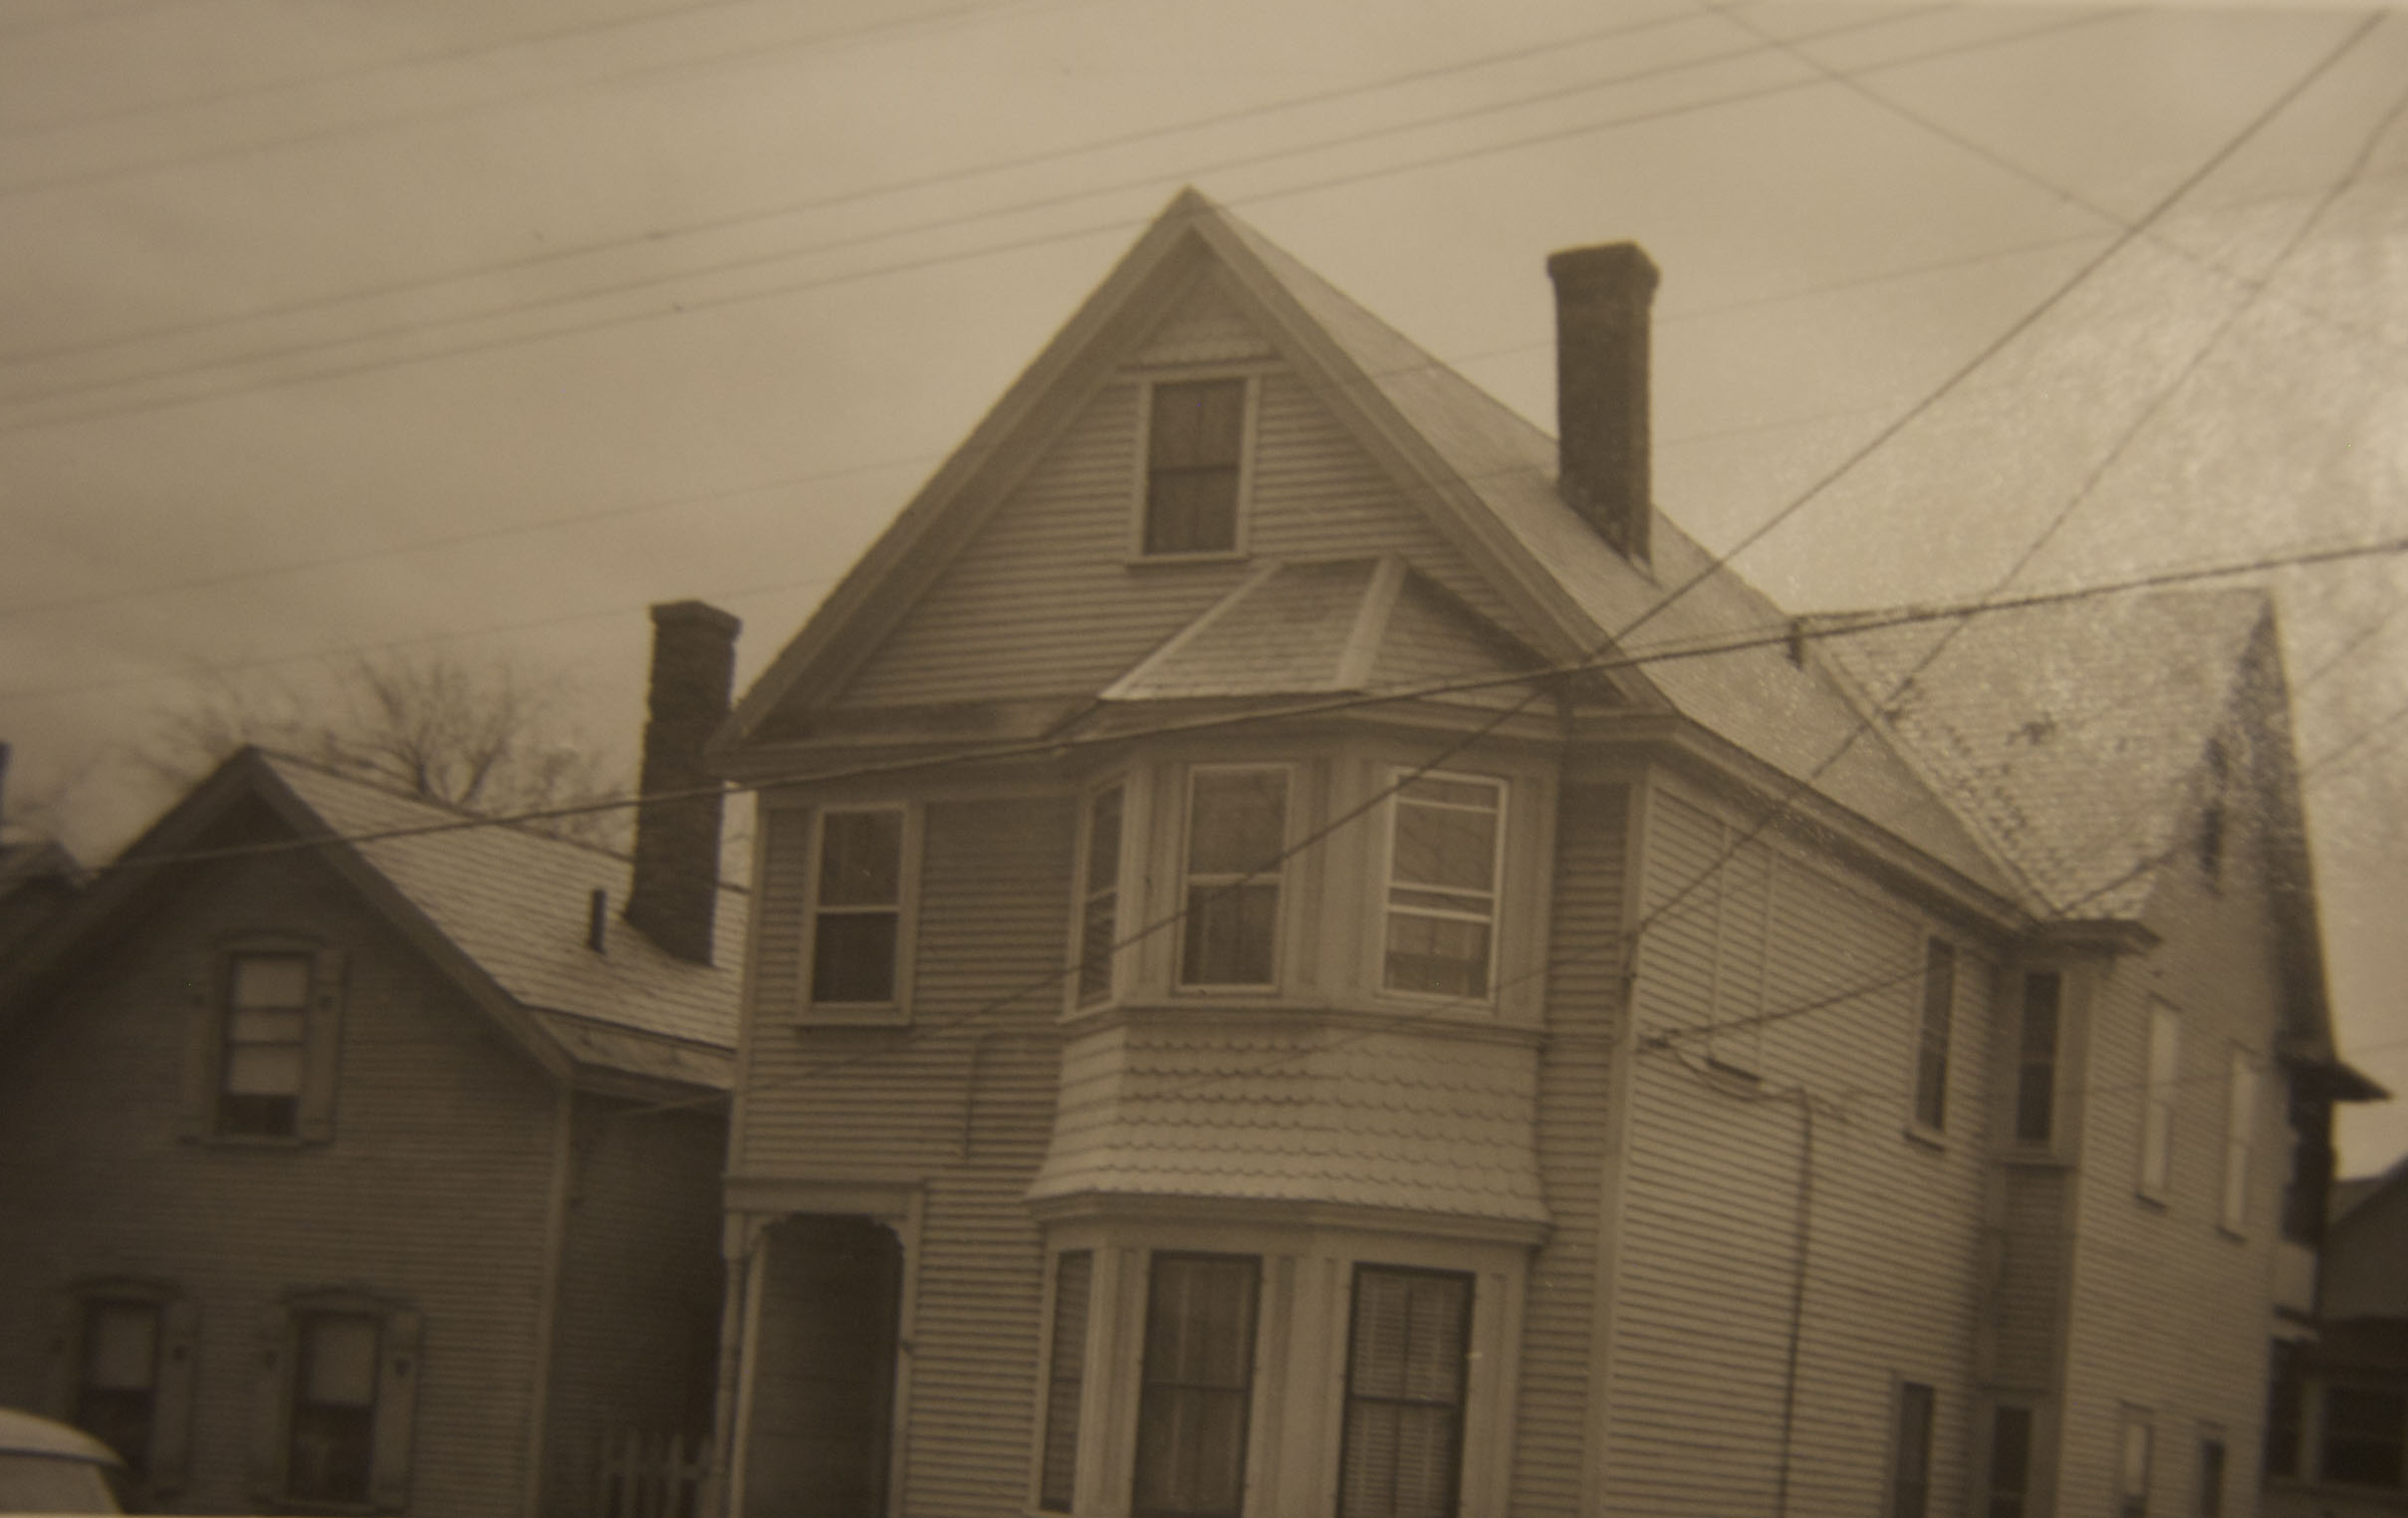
[2056,801,2291,1518]
[0,844,558,1518]
[1510,783,1625,1516]
[1600,785,1996,1517]
[739,797,1073,1517]
[837,363,1534,709]
[544,1097,727,1518]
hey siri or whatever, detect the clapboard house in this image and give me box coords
[2265,1153,2408,1516]
[0,605,745,1518]
[704,189,2369,1518]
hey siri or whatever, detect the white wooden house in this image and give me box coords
[703,189,2371,1518]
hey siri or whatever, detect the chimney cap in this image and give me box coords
[1546,242,1660,296]
[649,599,742,637]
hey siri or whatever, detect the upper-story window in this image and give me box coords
[2014,971,2062,1145]
[1382,775,1505,999]
[1076,786,1125,1006]
[1132,1253,1260,1517]
[2140,1001,2181,1202]
[805,805,915,1015]
[1910,938,1956,1135]
[1140,379,1251,557]
[2221,1049,2259,1233]
[1179,766,1289,990]
[183,939,345,1144]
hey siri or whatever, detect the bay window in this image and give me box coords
[1179,767,1289,990]
[1077,788,1124,1006]
[1338,1267,1472,1518]
[1132,1254,1260,1517]
[1382,776,1503,1000]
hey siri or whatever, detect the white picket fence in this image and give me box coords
[596,1428,708,1518]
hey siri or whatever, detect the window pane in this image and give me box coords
[819,811,903,906]
[1145,471,1239,555]
[1133,1256,1257,1518]
[1078,895,1117,1004]
[1085,788,1123,888]
[226,1006,307,1046]
[2142,1008,2180,1195]
[1149,380,1245,468]
[1383,915,1491,998]
[1182,884,1278,987]
[1340,1269,1469,1518]
[224,1044,306,1097]
[2199,1439,2226,1517]
[231,954,311,1008]
[1188,771,1287,875]
[2265,1342,2304,1478]
[812,913,900,1003]
[1391,799,1498,893]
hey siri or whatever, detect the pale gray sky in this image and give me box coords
[2,0,2403,1166]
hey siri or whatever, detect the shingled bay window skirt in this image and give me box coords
[1338,1268,1471,1518]
[1144,379,1245,555]
[1132,1255,1258,1518]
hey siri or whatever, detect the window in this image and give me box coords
[2015,971,2061,1144]
[1076,788,1124,1006]
[1039,1252,1092,1512]
[1383,776,1505,1000]
[74,1298,158,1476]
[1912,939,1956,1133]
[2221,1051,2257,1232]
[219,952,311,1137]
[1338,1267,1471,1518]
[257,1297,419,1512]
[1132,1254,1259,1518]
[2321,1386,2406,1488]
[2141,1003,2181,1200]
[2265,1341,2304,1479]
[2121,1413,2154,1518]
[2197,1436,2226,1516]
[1890,1382,1936,1518]
[1141,379,1249,556]
[806,806,911,1011]
[1179,768,1288,989]
[1986,1404,2033,1518]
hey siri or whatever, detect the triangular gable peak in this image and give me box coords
[724,190,1652,763]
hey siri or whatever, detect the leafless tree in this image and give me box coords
[141,651,632,850]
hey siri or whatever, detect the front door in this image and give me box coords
[743,1215,902,1518]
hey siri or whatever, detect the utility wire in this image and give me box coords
[0,7,2117,436]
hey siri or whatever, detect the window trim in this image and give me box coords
[252,1290,421,1516]
[1377,770,1508,1008]
[1908,937,1956,1139]
[798,802,921,1025]
[2139,1001,2181,1203]
[1175,763,1294,994]
[1128,373,1260,563]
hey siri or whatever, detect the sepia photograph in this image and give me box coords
[1,1,2404,1515]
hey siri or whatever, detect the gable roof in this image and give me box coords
[1,748,737,1094]
[725,188,2017,904]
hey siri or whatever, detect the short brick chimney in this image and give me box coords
[624,600,740,965]
[1547,242,1659,563]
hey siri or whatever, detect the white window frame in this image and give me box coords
[2140,1001,2181,1202]
[1128,373,1259,562]
[1176,764,1293,993]
[799,803,920,1025]
[1071,782,1127,1010]
[1378,770,1508,1007]
[2220,1048,2258,1234]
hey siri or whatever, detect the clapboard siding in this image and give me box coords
[1509,783,1625,1516]
[543,1097,726,1518]
[0,844,558,1518]
[2055,797,2292,1518]
[836,362,1533,710]
[737,797,1072,1517]
[1600,784,1996,1517]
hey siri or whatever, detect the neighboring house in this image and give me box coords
[0,604,746,1518]
[0,836,83,964]
[702,188,2375,1518]
[2266,1154,2408,1517]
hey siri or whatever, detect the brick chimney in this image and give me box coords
[624,600,740,965]
[1547,242,1659,563]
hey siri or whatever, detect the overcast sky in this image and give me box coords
[2,0,2403,1168]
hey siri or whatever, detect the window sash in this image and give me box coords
[1179,769,1288,990]
[1132,1254,1259,1518]
[1338,1267,1471,1518]
[218,951,312,1137]
[809,807,906,1006]
[2015,972,2061,1143]
[1892,1383,1936,1518]
[1986,1405,2033,1518]
[2140,1006,2180,1199]
[1912,940,1955,1132]
[1383,776,1503,1000]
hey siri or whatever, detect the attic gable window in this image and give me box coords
[219,953,310,1137]
[1140,378,1251,557]
[182,940,346,1145]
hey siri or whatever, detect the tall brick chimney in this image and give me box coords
[624,600,740,965]
[1547,241,1659,563]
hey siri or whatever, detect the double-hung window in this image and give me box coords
[1911,939,1955,1134]
[2220,1050,2257,1233]
[1383,776,1504,1000]
[219,952,312,1138]
[185,940,345,1144]
[1076,788,1124,1006]
[1338,1267,1472,1518]
[259,1295,420,1512]
[1179,767,1288,990]
[2015,972,2061,1144]
[74,1297,160,1477]
[1890,1382,1936,1518]
[1132,1254,1259,1518]
[2140,1002,2181,1201]
[1141,379,1249,556]
[807,806,910,1012]
[1986,1404,2034,1518]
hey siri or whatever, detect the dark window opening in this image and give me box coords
[218,952,310,1137]
[74,1299,159,1477]
[1180,769,1287,989]
[1039,1252,1092,1512]
[2015,971,2061,1143]
[287,1312,378,1505]
[1891,1382,1936,1518]
[2198,1437,2226,1516]
[1913,939,1956,1131]
[2265,1342,2304,1479]
[1077,789,1123,1005]
[1986,1404,2032,1518]
[2321,1386,2406,1488]
[1143,380,1247,555]
[1132,1254,1259,1518]
[1337,1267,1472,1518]
[810,808,904,1005]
